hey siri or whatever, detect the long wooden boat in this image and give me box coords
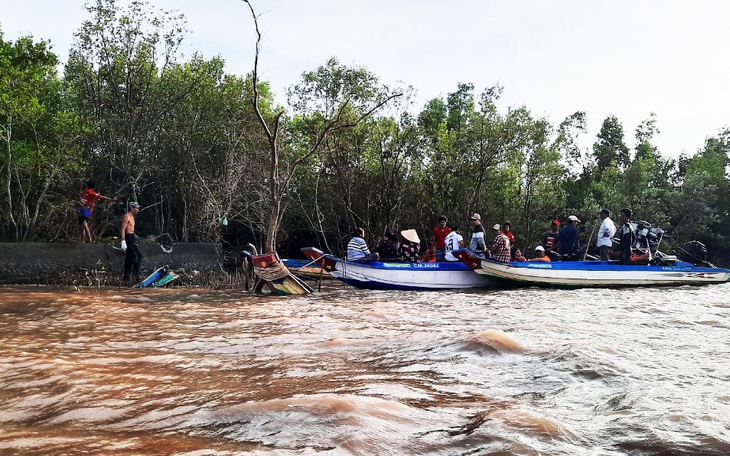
[281,258,333,280]
[452,249,730,288]
[301,247,494,290]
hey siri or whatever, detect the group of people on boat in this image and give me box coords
[346,207,640,265]
[540,208,637,264]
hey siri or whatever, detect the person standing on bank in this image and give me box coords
[121,202,142,285]
[431,216,451,262]
[79,179,113,243]
[468,213,487,258]
[618,208,636,264]
[597,208,616,261]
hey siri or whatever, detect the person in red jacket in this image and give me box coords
[79,179,113,242]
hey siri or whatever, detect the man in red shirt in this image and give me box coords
[431,216,451,262]
[79,179,113,242]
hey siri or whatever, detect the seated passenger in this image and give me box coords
[513,249,527,261]
[398,229,422,263]
[423,247,437,262]
[529,245,551,262]
[377,232,399,260]
[347,228,379,263]
[443,225,465,261]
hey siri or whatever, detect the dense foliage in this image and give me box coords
[1,0,729,265]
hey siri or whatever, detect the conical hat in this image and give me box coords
[400,229,420,244]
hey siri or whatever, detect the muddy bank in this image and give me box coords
[0,242,240,286]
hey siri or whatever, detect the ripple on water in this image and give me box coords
[1,283,729,455]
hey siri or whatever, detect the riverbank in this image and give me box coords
[0,242,240,287]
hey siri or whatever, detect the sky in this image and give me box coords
[4,0,730,158]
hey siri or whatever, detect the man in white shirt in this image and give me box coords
[597,208,616,261]
[444,225,465,261]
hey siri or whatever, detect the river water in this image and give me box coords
[1,282,729,455]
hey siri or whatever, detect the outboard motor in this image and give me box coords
[647,227,663,254]
[674,240,715,268]
[633,221,653,252]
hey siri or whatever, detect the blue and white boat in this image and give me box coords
[453,250,730,288]
[301,247,494,290]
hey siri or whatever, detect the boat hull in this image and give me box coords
[301,247,493,290]
[251,253,313,295]
[454,251,730,288]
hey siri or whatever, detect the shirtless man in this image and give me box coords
[121,202,142,285]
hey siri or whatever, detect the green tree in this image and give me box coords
[0,33,84,241]
[672,130,730,263]
[592,115,630,174]
[65,0,189,202]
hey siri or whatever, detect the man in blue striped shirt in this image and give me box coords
[347,228,379,263]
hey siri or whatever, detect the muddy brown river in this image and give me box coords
[1,283,729,455]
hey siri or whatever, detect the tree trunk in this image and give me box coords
[3,115,19,241]
[266,194,281,254]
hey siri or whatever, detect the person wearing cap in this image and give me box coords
[541,220,560,259]
[121,202,142,285]
[556,215,581,261]
[347,228,379,263]
[529,245,551,262]
[430,216,452,262]
[597,208,616,261]
[468,213,486,258]
[443,225,465,261]
[398,229,422,263]
[618,208,635,264]
[490,223,511,263]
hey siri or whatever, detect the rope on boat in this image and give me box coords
[288,255,326,271]
[253,261,291,282]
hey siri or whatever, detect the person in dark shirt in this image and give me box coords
[618,208,636,264]
[542,220,560,260]
[556,215,581,260]
[377,232,400,260]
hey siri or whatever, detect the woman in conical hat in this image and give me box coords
[400,229,420,244]
[398,229,422,263]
